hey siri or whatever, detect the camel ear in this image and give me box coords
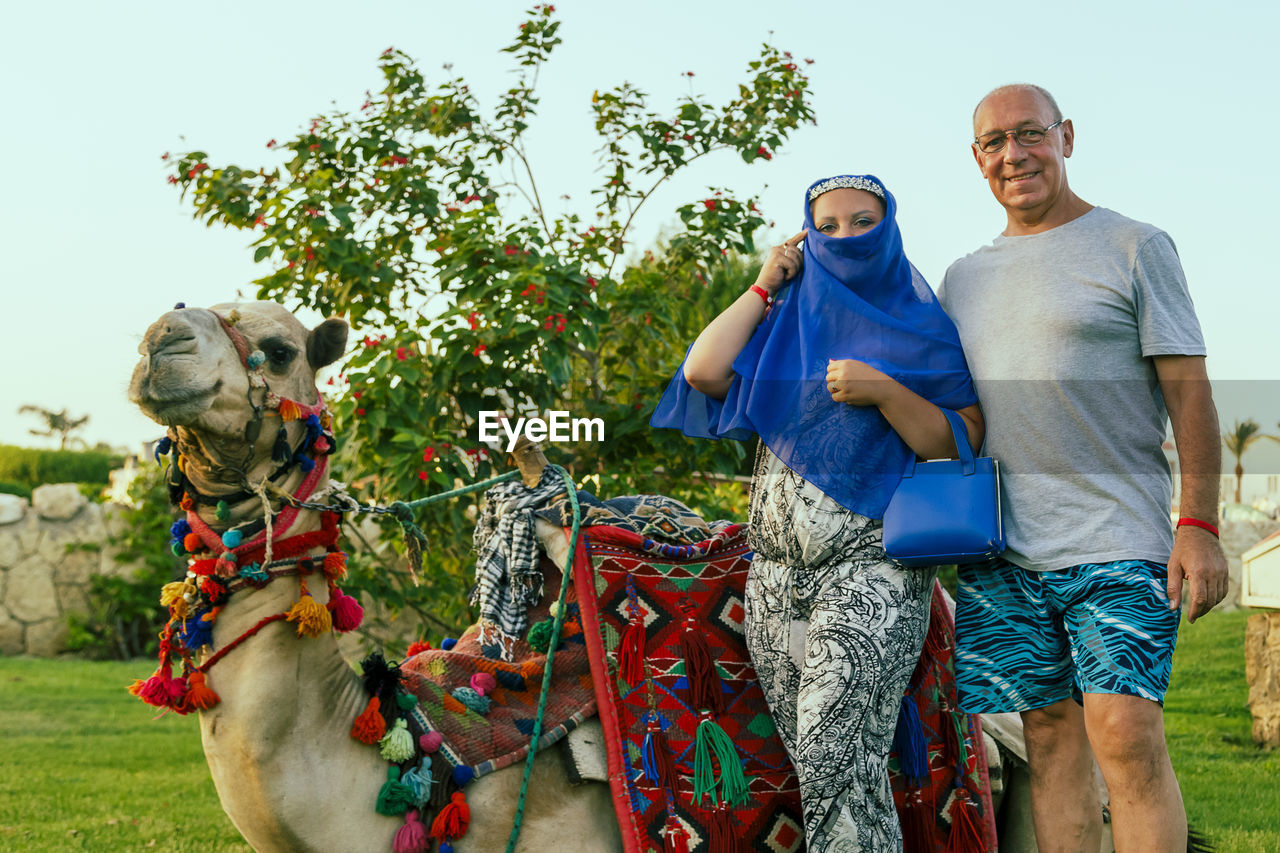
[307,318,349,369]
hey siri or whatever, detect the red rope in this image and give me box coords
[197,612,288,673]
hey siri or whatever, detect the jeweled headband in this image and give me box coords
[807,175,885,202]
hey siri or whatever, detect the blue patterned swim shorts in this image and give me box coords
[953,558,1180,713]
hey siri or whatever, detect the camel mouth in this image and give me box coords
[133,381,223,426]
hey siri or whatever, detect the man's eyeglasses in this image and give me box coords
[974,119,1065,155]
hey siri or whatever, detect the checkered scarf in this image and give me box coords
[470,465,566,637]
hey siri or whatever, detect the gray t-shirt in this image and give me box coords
[937,207,1206,572]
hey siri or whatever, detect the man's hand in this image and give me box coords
[1166,525,1228,622]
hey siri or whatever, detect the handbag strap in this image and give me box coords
[901,409,976,477]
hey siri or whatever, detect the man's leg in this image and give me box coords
[1084,693,1186,852]
[1020,698,1102,853]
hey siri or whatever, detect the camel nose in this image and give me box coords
[143,311,200,357]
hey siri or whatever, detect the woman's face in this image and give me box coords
[810,188,885,238]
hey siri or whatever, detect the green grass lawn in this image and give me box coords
[1165,608,1280,852]
[0,608,1276,851]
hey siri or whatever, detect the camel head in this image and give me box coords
[130,302,348,496]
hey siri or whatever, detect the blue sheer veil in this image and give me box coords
[650,174,977,518]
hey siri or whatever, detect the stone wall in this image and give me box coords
[1246,611,1280,748]
[0,485,138,657]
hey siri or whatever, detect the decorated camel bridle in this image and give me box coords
[130,307,362,714]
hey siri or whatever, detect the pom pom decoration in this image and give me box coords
[285,577,331,638]
[450,687,491,716]
[469,672,496,697]
[215,500,230,523]
[451,765,475,787]
[524,618,556,653]
[376,766,416,816]
[351,696,386,744]
[406,639,432,657]
[247,350,266,369]
[155,435,173,462]
[327,584,364,633]
[380,718,415,762]
[295,451,315,473]
[419,731,443,753]
[221,529,243,549]
[238,562,269,584]
[393,809,429,853]
[183,532,203,553]
[396,692,418,712]
[440,637,457,651]
[176,613,214,651]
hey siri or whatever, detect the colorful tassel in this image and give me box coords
[393,809,429,853]
[693,717,751,808]
[322,550,347,580]
[376,766,416,816]
[681,618,724,714]
[380,718,415,762]
[214,552,237,578]
[641,718,677,789]
[946,788,986,853]
[893,694,929,787]
[327,584,364,632]
[272,426,291,464]
[663,817,690,853]
[900,790,935,853]
[616,618,646,686]
[351,696,386,744]
[177,613,213,650]
[129,665,187,709]
[707,804,735,853]
[238,562,269,584]
[185,670,220,710]
[429,792,471,843]
[286,577,331,638]
[278,398,303,421]
[402,757,433,806]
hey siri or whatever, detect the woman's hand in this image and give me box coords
[755,230,807,295]
[826,359,891,406]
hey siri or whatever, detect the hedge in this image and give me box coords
[0,445,122,488]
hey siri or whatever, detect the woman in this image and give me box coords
[651,174,983,851]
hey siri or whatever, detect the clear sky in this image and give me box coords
[3,0,1278,474]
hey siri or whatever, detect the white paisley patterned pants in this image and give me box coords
[744,446,935,852]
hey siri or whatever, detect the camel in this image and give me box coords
[129,302,621,852]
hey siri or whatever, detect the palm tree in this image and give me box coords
[17,405,89,450]
[1222,418,1263,504]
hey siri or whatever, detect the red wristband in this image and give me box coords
[1176,516,1219,538]
[748,284,771,305]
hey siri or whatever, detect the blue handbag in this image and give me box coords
[881,409,1005,567]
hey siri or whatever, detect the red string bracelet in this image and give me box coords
[748,284,771,305]
[1176,516,1219,538]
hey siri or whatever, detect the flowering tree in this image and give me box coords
[166,5,814,639]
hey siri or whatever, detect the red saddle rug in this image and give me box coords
[570,524,998,853]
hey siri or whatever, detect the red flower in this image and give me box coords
[287,261,296,269]
[703,199,716,211]
[756,145,772,160]
[586,277,597,289]
[504,245,518,255]
[418,471,428,480]
[472,343,486,356]
[423,447,435,462]
[186,163,208,178]
[356,408,366,416]
[467,312,480,330]
[309,143,320,150]
[266,139,276,148]
[804,58,815,65]
[396,347,408,361]
[353,391,363,399]
[382,46,394,56]
[166,175,178,184]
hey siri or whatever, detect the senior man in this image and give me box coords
[936,83,1228,852]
